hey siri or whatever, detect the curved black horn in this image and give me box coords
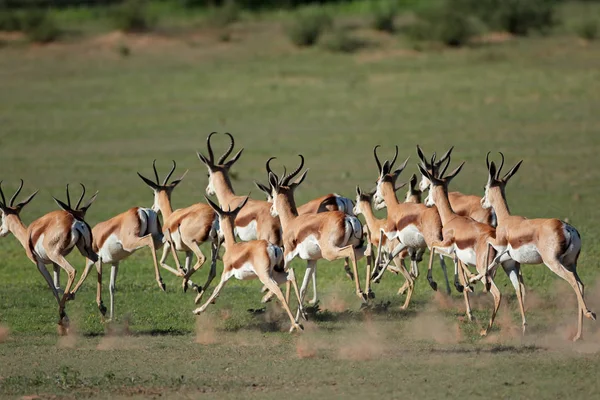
[152,159,160,185]
[65,184,72,208]
[266,157,277,180]
[439,154,452,178]
[206,132,217,164]
[389,145,399,169]
[218,133,235,165]
[486,151,491,171]
[282,155,304,186]
[496,152,505,180]
[430,152,437,166]
[0,181,6,207]
[373,145,382,173]
[75,183,86,210]
[163,160,176,185]
[438,146,454,166]
[9,179,23,207]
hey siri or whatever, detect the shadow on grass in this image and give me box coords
[429,344,541,354]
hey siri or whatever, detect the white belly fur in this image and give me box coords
[98,234,130,264]
[235,220,257,241]
[34,234,50,263]
[397,225,426,249]
[508,244,543,264]
[232,262,257,280]
[295,235,322,260]
[455,247,477,267]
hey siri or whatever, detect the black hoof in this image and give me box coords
[485,282,491,292]
[160,282,166,292]
[99,303,107,316]
[429,281,438,291]
[455,283,464,293]
[368,290,375,299]
[195,285,202,294]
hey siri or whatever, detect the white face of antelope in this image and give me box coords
[151,190,161,213]
[424,189,435,207]
[270,196,279,217]
[373,180,386,210]
[353,194,364,215]
[0,211,9,237]
[418,174,431,192]
[481,184,492,209]
[205,170,216,196]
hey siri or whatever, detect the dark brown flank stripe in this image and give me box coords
[455,238,476,250]
[508,233,535,250]
[228,244,255,270]
[395,214,419,232]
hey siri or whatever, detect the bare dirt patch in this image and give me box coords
[0,325,10,343]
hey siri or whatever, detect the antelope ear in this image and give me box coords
[394,182,407,192]
[16,190,39,210]
[417,163,430,180]
[204,196,222,215]
[356,186,361,197]
[409,174,418,190]
[197,152,212,168]
[53,197,71,212]
[268,172,279,191]
[254,181,270,196]
[137,173,158,190]
[393,156,410,178]
[438,146,454,166]
[80,191,99,213]
[416,145,427,165]
[503,160,523,183]
[292,169,309,188]
[445,161,465,184]
[225,148,244,168]
[171,170,189,187]
[488,161,497,184]
[234,194,251,214]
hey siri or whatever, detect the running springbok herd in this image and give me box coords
[0,133,595,340]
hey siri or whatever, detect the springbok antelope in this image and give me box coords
[354,184,418,309]
[370,146,453,293]
[68,201,166,321]
[193,196,304,333]
[419,161,519,336]
[255,169,357,305]
[138,160,220,303]
[25,184,97,333]
[481,153,595,341]
[197,132,281,245]
[0,180,39,253]
[417,145,496,226]
[267,155,368,317]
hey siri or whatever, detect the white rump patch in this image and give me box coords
[232,262,257,280]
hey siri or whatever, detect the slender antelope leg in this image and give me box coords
[295,261,317,320]
[69,258,96,298]
[193,270,233,314]
[502,260,527,334]
[159,240,184,277]
[544,258,595,341]
[374,241,406,283]
[323,245,365,302]
[121,233,166,291]
[371,230,386,282]
[396,257,415,310]
[438,255,452,295]
[457,258,473,321]
[195,241,219,304]
[47,254,78,329]
[96,261,107,316]
[180,241,207,291]
[108,263,119,321]
[53,264,61,291]
[481,280,502,336]
[308,267,318,305]
[262,274,303,332]
[36,261,60,304]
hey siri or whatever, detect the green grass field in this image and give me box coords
[1,4,600,398]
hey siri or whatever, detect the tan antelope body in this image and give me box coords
[69,206,165,320]
[267,155,368,319]
[0,182,98,333]
[198,133,281,245]
[419,161,515,335]
[481,154,595,340]
[193,196,303,333]
[255,177,357,304]
[371,147,453,294]
[354,183,419,309]
[138,160,220,304]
